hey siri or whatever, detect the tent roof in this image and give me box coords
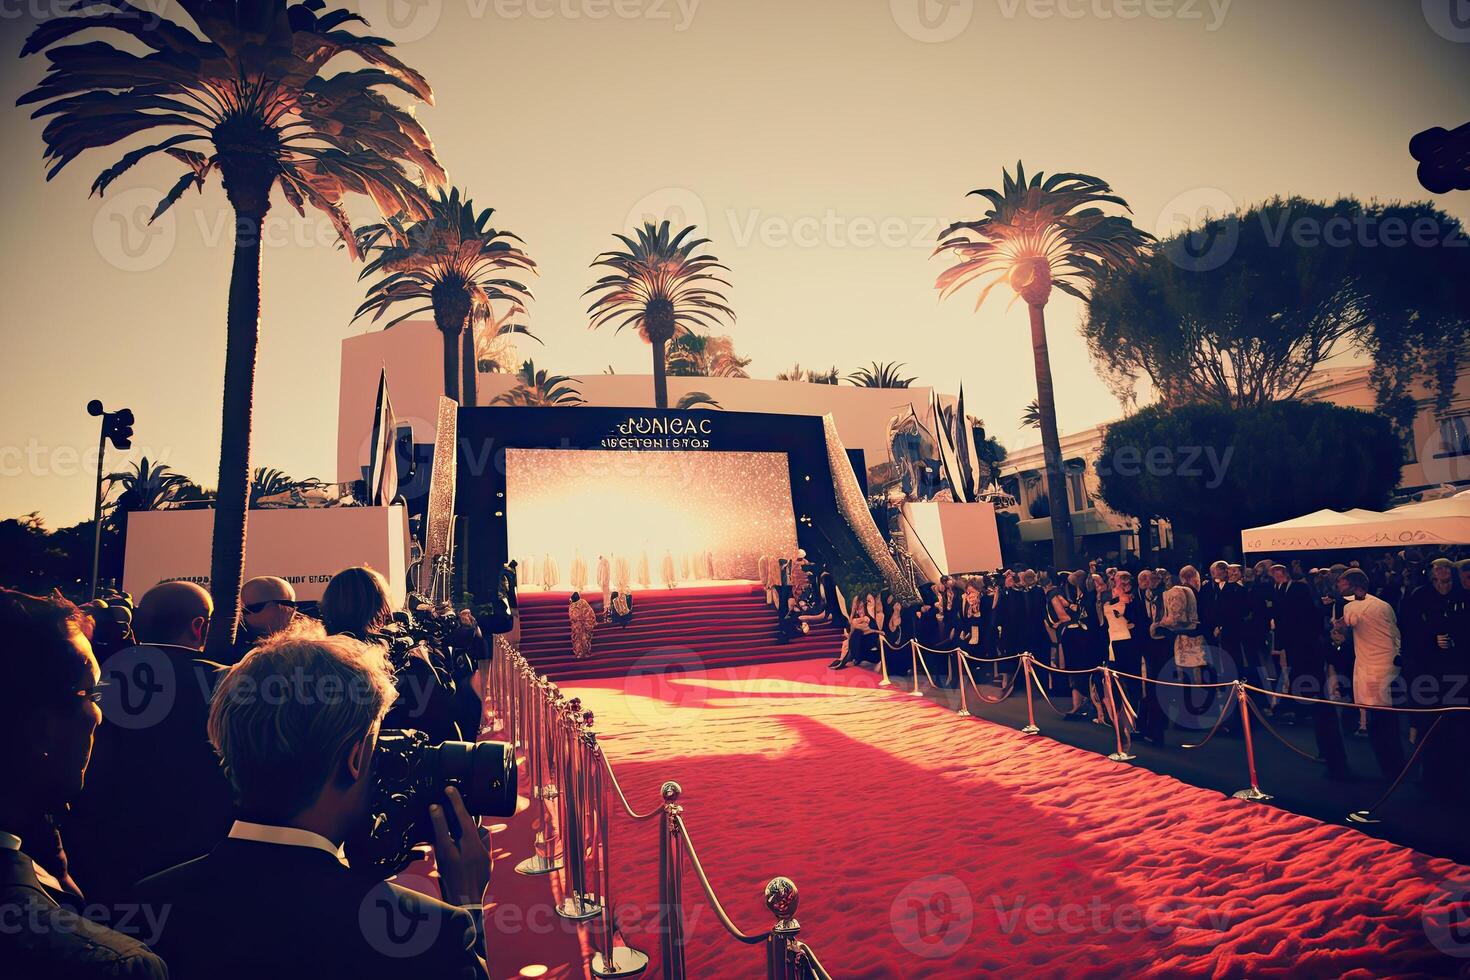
[1241,491,1470,552]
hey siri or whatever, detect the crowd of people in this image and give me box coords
[830,551,1470,799]
[1,567,503,979]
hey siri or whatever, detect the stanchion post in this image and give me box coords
[1102,668,1136,763]
[556,703,601,921]
[955,650,971,718]
[514,674,563,877]
[877,635,892,687]
[1231,683,1273,802]
[658,782,687,980]
[763,877,801,980]
[589,734,650,978]
[909,640,923,697]
[1021,655,1040,735]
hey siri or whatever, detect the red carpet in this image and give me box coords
[516,584,843,681]
[561,658,1470,978]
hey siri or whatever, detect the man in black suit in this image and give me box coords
[63,581,234,905]
[138,630,489,980]
[1272,564,1347,777]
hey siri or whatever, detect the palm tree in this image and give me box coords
[21,0,444,659]
[249,466,295,506]
[492,360,585,406]
[475,304,532,374]
[106,458,191,513]
[355,187,535,406]
[675,391,721,410]
[935,163,1152,568]
[775,364,839,384]
[1020,399,1042,429]
[585,221,734,409]
[847,361,917,388]
[666,333,751,378]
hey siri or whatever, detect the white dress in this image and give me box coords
[597,556,612,608]
[542,553,559,590]
[614,555,631,593]
[661,550,677,589]
[637,552,651,589]
[570,552,588,593]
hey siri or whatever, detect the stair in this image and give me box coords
[514,584,845,681]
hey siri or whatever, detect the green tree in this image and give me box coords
[585,221,734,409]
[1084,197,1470,423]
[106,457,191,513]
[21,0,444,659]
[355,187,535,406]
[492,360,585,406]
[936,163,1153,568]
[1095,401,1403,558]
[846,361,916,388]
[666,333,751,378]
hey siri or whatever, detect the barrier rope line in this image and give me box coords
[1240,690,1320,762]
[960,652,1020,705]
[1180,690,1238,750]
[599,750,666,822]
[1350,715,1447,821]
[672,814,771,946]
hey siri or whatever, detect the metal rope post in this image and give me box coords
[1020,655,1040,735]
[955,649,971,718]
[589,731,650,978]
[877,634,892,687]
[1103,668,1136,763]
[658,782,687,980]
[763,877,801,980]
[515,672,562,876]
[909,640,923,696]
[1231,681,1272,802]
[557,702,601,921]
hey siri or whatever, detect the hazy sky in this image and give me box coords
[2,0,1468,524]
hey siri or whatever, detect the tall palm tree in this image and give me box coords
[666,332,751,378]
[21,0,444,659]
[1020,399,1042,429]
[585,221,734,409]
[474,303,532,374]
[249,466,295,506]
[492,360,585,407]
[355,187,535,405]
[847,361,917,388]
[106,458,191,513]
[935,163,1152,568]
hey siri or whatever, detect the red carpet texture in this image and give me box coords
[516,584,843,682]
[564,658,1470,979]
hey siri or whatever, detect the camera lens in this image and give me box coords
[431,739,518,818]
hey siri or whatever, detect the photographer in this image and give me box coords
[137,627,491,980]
[321,567,463,744]
[0,587,167,978]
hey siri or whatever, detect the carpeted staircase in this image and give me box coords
[514,583,844,681]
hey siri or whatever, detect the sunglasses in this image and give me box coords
[244,598,298,615]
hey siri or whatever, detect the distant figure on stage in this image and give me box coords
[504,560,519,609]
[571,551,588,593]
[597,554,611,609]
[661,550,677,589]
[609,591,634,628]
[681,553,692,581]
[569,592,597,659]
[758,555,771,600]
[637,551,651,589]
[615,554,631,593]
[703,550,715,580]
[542,552,560,591]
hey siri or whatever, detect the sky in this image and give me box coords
[1,0,1468,525]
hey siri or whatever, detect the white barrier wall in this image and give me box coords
[901,501,1003,576]
[122,506,411,606]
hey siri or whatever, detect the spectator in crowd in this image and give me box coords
[1137,569,1172,746]
[320,566,393,640]
[1051,571,1100,721]
[0,588,168,978]
[232,575,298,661]
[137,629,490,979]
[64,580,234,907]
[609,590,634,628]
[1334,568,1404,779]
[1104,570,1150,734]
[1402,558,1470,800]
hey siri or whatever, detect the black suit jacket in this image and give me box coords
[137,839,485,980]
[63,645,235,905]
[0,848,167,980]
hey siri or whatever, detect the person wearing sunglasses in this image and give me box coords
[0,587,168,978]
[235,576,299,662]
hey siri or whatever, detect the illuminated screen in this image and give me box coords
[504,449,798,587]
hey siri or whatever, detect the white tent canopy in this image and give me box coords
[1241,491,1470,552]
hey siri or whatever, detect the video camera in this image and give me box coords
[348,729,518,876]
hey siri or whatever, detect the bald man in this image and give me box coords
[233,576,297,661]
[63,582,234,905]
